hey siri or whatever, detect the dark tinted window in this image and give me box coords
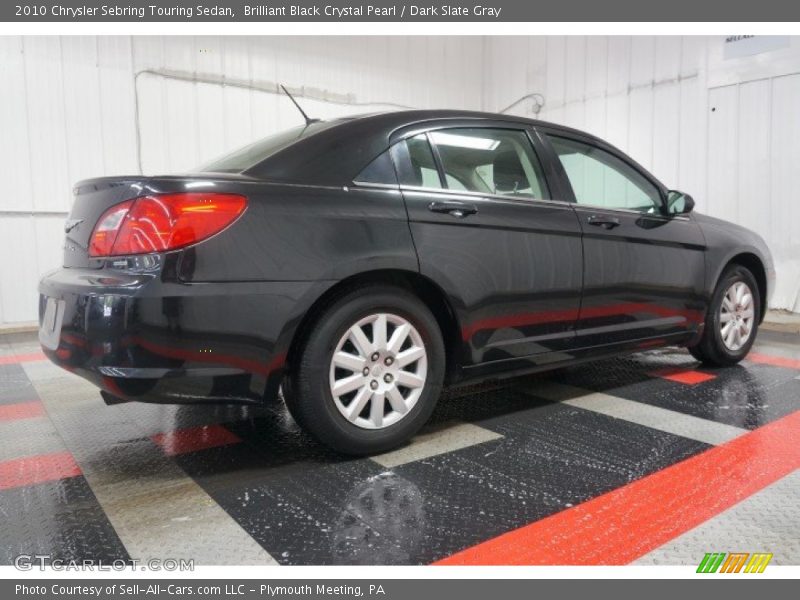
[549,136,661,212]
[428,128,549,199]
[353,150,397,185]
[198,122,337,173]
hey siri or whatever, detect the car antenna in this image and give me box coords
[280,84,320,126]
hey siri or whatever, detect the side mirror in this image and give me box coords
[666,190,695,215]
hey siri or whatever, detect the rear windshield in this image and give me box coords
[197,121,336,173]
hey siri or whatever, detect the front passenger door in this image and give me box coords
[544,132,706,348]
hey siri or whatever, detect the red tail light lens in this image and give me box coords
[88,200,134,257]
[88,193,247,257]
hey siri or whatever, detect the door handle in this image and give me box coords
[428,201,478,218]
[587,215,621,229]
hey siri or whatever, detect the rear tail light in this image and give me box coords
[88,193,247,257]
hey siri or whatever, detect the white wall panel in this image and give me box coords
[585,37,608,98]
[770,74,800,310]
[677,77,706,210]
[630,37,656,87]
[97,36,138,176]
[736,79,771,238]
[627,86,654,171]
[0,217,39,323]
[680,37,704,77]
[565,37,586,103]
[0,37,33,213]
[707,85,738,218]
[654,37,682,83]
[526,37,548,100]
[23,37,71,213]
[61,38,106,193]
[606,37,631,95]
[130,36,485,176]
[604,93,630,154]
[563,101,585,131]
[583,96,607,139]
[136,75,169,173]
[652,82,681,187]
[33,216,65,279]
[545,37,567,107]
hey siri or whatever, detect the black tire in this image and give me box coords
[688,264,760,367]
[286,284,445,455]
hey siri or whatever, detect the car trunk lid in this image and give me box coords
[64,177,150,268]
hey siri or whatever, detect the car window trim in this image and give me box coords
[397,183,573,210]
[571,202,691,220]
[352,180,400,190]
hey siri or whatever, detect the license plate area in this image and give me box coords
[39,296,65,350]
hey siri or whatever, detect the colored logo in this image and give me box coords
[697,552,773,573]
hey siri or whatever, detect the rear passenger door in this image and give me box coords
[393,123,584,368]
[540,130,706,347]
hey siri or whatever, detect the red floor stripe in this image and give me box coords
[152,424,242,457]
[435,410,800,566]
[0,451,82,490]
[748,352,800,370]
[0,401,45,422]
[649,368,716,385]
[0,351,46,365]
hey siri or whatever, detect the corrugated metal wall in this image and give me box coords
[2,35,799,325]
[484,36,800,312]
[0,35,483,325]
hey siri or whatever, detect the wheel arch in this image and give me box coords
[723,252,768,322]
[284,269,464,384]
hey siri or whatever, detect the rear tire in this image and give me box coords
[287,284,445,455]
[688,264,760,367]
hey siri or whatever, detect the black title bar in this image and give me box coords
[4,0,800,22]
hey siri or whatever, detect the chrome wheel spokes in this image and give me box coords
[329,313,427,430]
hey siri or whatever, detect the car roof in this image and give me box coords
[330,109,599,137]
[245,109,605,186]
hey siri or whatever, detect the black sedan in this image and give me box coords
[39,109,775,454]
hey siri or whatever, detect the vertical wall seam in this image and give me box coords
[766,77,774,246]
[57,37,72,204]
[12,37,36,324]
[675,36,684,190]
[95,36,108,175]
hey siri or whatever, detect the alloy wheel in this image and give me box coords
[329,313,428,430]
[719,281,755,351]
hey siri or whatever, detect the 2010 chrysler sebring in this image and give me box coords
[39,110,774,454]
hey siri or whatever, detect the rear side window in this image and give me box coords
[353,150,397,186]
[428,128,549,199]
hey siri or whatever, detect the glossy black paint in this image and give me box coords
[536,127,708,349]
[38,110,775,405]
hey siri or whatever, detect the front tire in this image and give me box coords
[688,264,760,367]
[287,285,445,455]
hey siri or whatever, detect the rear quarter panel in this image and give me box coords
[177,182,418,282]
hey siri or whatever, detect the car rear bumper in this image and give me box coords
[38,267,316,405]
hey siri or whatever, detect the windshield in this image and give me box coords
[197,121,335,173]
